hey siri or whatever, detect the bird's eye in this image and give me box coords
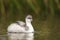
[28,17,32,19]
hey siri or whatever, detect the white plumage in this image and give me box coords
[7,15,34,33]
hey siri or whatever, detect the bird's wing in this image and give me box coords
[15,21,26,27]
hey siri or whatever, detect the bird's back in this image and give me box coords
[7,22,26,32]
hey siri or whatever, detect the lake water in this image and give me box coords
[0,32,60,40]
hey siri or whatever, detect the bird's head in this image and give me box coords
[25,15,33,22]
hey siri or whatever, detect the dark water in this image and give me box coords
[0,32,43,40]
[0,32,60,40]
[0,33,34,40]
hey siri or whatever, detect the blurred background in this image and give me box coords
[0,0,60,40]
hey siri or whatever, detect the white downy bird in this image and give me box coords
[7,15,34,33]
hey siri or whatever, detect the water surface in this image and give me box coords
[0,32,60,40]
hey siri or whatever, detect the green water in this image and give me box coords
[0,32,60,40]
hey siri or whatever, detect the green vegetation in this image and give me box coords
[0,0,60,40]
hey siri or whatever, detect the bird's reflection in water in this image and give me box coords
[8,33,34,40]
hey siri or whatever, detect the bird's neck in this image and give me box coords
[26,20,34,32]
[26,21,32,27]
